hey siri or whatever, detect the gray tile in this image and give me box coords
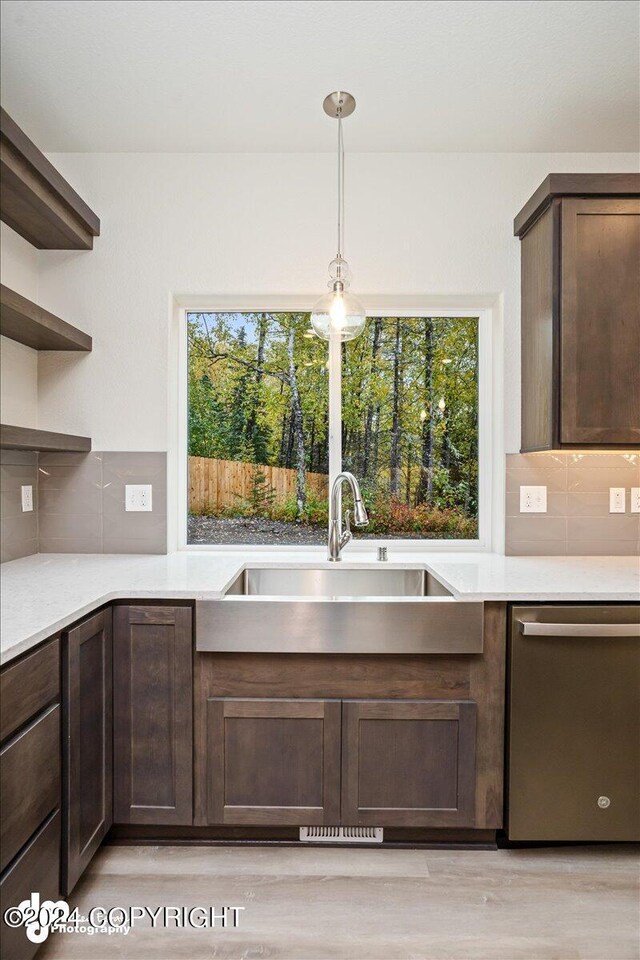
[39,537,103,554]
[101,537,167,555]
[567,516,640,542]
[1,512,38,542]
[567,467,640,492]
[38,454,102,490]
[38,451,104,468]
[565,491,614,517]
[505,540,569,557]
[504,517,567,542]
[506,453,567,469]
[39,485,102,516]
[1,537,38,563]
[0,450,37,466]
[564,541,640,557]
[565,453,640,471]
[506,467,567,492]
[38,512,102,540]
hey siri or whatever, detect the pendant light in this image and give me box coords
[311,91,366,342]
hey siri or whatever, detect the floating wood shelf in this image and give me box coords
[0,108,100,250]
[0,284,92,351]
[0,424,91,453]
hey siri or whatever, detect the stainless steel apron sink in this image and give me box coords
[196,566,483,655]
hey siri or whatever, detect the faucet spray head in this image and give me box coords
[353,500,369,526]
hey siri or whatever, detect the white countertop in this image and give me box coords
[1,550,638,665]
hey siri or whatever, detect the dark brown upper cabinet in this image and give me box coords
[113,605,193,825]
[62,609,113,895]
[0,108,100,250]
[515,174,640,450]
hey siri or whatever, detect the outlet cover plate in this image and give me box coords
[630,488,640,514]
[519,485,547,513]
[125,484,152,512]
[21,485,33,512]
[609,487,626,513]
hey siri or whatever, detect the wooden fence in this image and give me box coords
[189,456,328,514]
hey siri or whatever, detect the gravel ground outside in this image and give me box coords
[188,514,326,545]
[187,514,455,545]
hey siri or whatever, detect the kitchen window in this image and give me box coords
[183,309,488,548]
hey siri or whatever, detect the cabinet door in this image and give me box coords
[113,605,192,825]
[342,700,476,827]
[206,698,341,825]
[63,609,112,894]
[560,198,640,445]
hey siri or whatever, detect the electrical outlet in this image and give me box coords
[631,488,640,514]
[519,485,547,513]
[20,485,33,512]
[125,484,152,512]
[609,487,626,513]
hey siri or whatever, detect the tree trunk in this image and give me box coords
[287,325,307,515]
[363,317,382,481]
[245,313,267,457]
[416,318,435,504]
[389,319,403,497]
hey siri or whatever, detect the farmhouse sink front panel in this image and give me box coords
[196,566,483,655]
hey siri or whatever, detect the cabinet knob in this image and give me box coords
[597,796,611,809]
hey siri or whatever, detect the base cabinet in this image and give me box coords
[201,697,477,828]
[0,812,61,960]
[62,609,113,895]
[113,605,193,825]
[342,700,476,826]
[206,698,341,825]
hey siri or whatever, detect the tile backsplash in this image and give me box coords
[506,453,640,556]
[0,450,39,562]
[1,451,166,560]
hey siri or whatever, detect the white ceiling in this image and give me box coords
[1,0,638,153]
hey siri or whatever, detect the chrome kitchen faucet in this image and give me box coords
[327,472,369,561]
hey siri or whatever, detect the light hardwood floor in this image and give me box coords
[40,844,639,960]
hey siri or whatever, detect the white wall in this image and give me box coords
[1,224,39,427]
[37,151,636,456]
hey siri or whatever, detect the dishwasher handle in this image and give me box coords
[518,621,640,638]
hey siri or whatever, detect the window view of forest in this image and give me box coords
[187,312,478,545]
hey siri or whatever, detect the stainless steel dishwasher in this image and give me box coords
[507,605,640,842]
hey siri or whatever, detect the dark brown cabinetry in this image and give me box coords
[342,700,476,827]
[205,698,341,825]
[113,605,193,825]
[200,695,477,828]
[62,609,113,894]
[515,174,640,450]
[0,640,61,960]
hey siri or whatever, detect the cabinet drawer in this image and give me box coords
[0,811,61,960]
[0,639,60,743]
[0,705,61,871]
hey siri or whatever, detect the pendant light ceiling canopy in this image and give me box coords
[311,91,366,342]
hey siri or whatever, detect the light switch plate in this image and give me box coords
[519,485,547,513]
[609,487,625,513]
[125,484,152,512]
[21,485,33,512]
[631,488,640,514]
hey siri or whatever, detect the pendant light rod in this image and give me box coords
[323,91,355,261]
[337,112,343,259]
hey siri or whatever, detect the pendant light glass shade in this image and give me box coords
[312,92,366,342]
[311,271,366,342]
